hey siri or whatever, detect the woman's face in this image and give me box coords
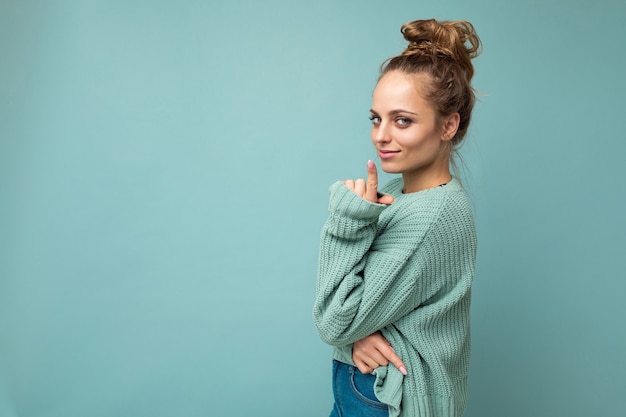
[370,71,453,186]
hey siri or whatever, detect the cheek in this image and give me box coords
[395,130,422,149]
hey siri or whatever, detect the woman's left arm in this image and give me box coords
[352,331,407,375]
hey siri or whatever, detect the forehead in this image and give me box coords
[372,71,432,110]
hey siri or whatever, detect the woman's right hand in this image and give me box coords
[343,160,394,205]
[352,331,407,375]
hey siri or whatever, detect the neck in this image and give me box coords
[402,172,452,193]
[401,159,452,193]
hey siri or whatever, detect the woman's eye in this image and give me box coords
[396,117,412,127]
[369,115,381,124]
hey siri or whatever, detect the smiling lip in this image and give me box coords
[378,150,400,159]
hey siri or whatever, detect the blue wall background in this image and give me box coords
[1,1,625,416]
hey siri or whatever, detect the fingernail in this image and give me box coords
[399,366,407,376]
[367,160,374,169]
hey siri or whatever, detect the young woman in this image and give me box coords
[313,19,482,417]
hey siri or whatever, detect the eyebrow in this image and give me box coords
[369,108,419,116]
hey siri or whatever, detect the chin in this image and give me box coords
[379,161,402,174]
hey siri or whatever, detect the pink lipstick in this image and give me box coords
[378,150,399,159]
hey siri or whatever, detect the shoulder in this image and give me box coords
[380,179,474,233]
[438,180,475,226]
[379,177,404,196]
[424,182,477,249]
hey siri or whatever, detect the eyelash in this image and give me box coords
[369,115,382,124]
[369,115,413,128]
[396,117,412,127]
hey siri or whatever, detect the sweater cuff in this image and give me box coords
[328,181,389,220]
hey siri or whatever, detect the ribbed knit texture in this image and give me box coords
[313,178,477,417]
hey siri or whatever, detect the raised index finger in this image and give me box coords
[365,160,379,203]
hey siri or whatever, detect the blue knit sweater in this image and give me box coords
[314,177,477,417]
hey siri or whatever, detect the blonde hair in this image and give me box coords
[381,19,482,149]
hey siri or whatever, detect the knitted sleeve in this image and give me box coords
[313,181,445,346]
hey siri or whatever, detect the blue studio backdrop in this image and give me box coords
[1,1,625,416]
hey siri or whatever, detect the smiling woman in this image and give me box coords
[313,18,482,417]
[370,72,459,193]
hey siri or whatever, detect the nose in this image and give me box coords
[372,121,391,144]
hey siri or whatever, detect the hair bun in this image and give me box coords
[400,19,481,80]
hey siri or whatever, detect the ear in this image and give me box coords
[441,112,460,141]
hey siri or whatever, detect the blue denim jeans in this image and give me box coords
[329,360,389,417]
